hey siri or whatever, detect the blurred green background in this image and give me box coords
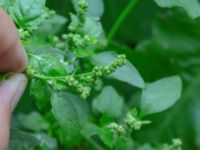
[12,0,200,149]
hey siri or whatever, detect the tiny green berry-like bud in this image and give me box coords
[52,36,59,43]
[173,139,182,147]
[68,24,77,32]
[93,66,103,77]
[117,54,127,66]
[62,34,68,40]
[78,0,88,10]
[107,122,126,135]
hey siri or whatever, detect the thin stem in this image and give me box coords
[86,138,104,150]
[107,0,138,44]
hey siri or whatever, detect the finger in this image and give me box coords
[0,8,28,73]
[0,74,27,150]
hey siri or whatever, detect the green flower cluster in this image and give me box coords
[26,54,127,99]
[77,0,88,25]
[65,54,127,99]
[162,139,182,150]
[49,0,98,57]
[107,108,151,137]
[124,112,151,130]
[18,9,55,43]
[66,0,99,56]
[107,122,126,136]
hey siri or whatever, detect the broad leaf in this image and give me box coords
[90,51,145,89]
[51,92,90,145]
[30,79,51,110]
[83,16,104,38]
[0,0,6,6]
[35,133,58,150]
[9,129,40,150]
[81,123,100,138]
[0,0,10,9]
[92,86,124,118]
[141,76,182,116]
[18,112,50,132]
[154,0,200,19]
[9,0,46,28]
[35,14,67,38]
[28,48,68,77]
[100,126,113,148]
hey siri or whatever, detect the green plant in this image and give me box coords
[4,0,200,149]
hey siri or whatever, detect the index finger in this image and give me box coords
[0,8,28,73]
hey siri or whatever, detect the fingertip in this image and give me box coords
[0,73,28,109]
[0,8,28,73]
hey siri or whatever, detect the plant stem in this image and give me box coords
[107,0,138,44]
[86,138,104,150]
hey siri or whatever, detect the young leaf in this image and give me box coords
[30,79,51,110]
[81,122,100,138]
[83,16,104,38]
[9,129,40,150]
[35,133,58,150]
[154,0,200,19]
[35,14,67,38]
[71,0,104,18]
[141,76,182,116]
[0,0,6,6]
[9,0,46,28]
[18,112,50,132]
[0,0,10,9]
[92,86,124,118]
[90,51,145,89]
[51,92,90,145]
[28,48,68,77]
[100,126,113,148]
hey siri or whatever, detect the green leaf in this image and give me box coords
[30,79,51,110]
[9,0,46,28]
[18,112,50,132]
[9,129,40,150]
[90,51,145,89]
[35,133,58,150]
[100,126,113,148]
[51,92,90,145]
[0,0,10,9]
[0,73,9,81]
[0,0,6,6]
[71,0,104,18]
[83,16,104,38]
[154,0,200,19]
[28,48,68,77]
[141,76,182,116]
[81,122,100,138]
[35,14,67,38]
[92,86,124,118]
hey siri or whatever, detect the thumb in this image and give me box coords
[0,73,27,150]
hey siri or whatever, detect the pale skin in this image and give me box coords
[0,8,28,150]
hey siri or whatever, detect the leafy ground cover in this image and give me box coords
[1,0,200,149]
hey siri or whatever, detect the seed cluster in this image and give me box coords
[107,108,151,137]
[26,54,127,99]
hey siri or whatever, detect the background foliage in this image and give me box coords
[1,0,200,149]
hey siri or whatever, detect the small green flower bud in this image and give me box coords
[107,122,126,135]
[62,34,68,40]
[172,139,182,147]
[52,36,59,43]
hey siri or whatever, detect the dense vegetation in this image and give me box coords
[0,0,200,149]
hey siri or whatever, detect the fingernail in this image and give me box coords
[10,74,27,111]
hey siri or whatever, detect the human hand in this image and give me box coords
[0,8,28,150]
